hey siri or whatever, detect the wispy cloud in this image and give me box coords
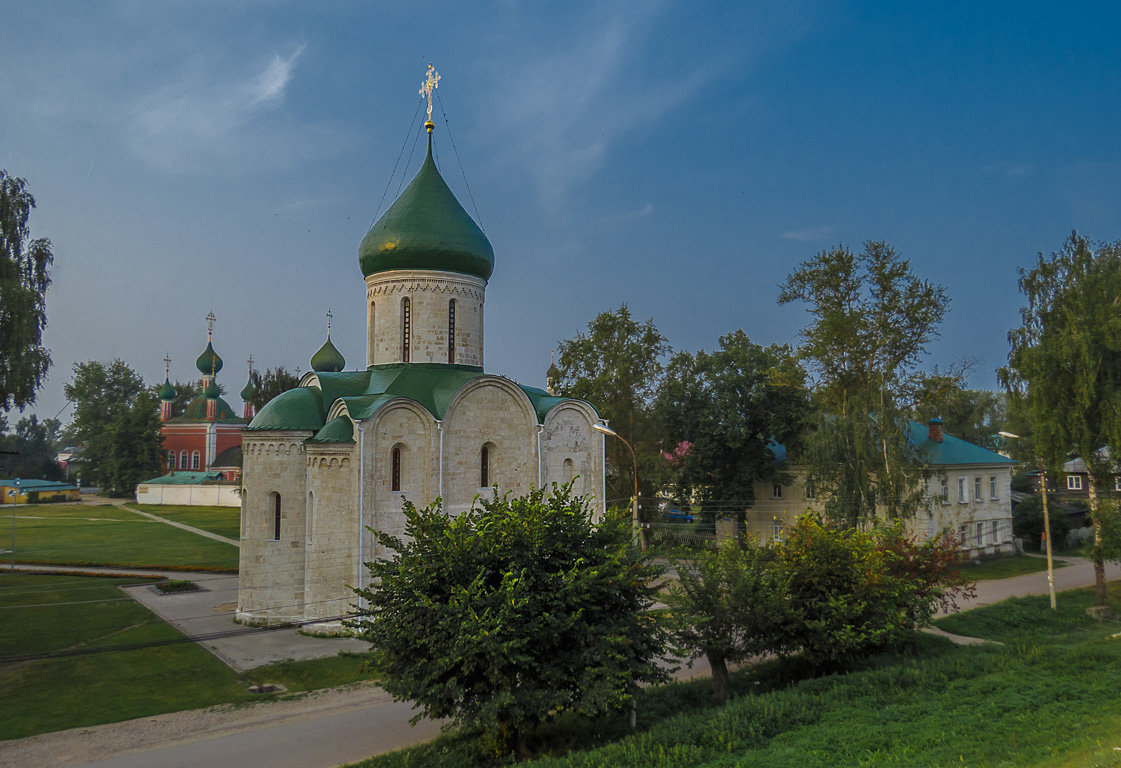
[480,8,718,213]
[779,225,834,241]
[129,44,311,172]
[607,202,654,223]
[986,161,1035,179]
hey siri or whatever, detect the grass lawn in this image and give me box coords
[128,503,242,540]
[959,553,1068,580]
[3,504,238,571]
[351,583,1121,768]
[0,573,376,741]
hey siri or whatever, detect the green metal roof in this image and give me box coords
[140,471,228,485]
[167,394,244,424]
[358,137,494,281]
[159,378,176,400]
[0,478,79,491]
[907,421,1016,466]
[204,379,221,398]
[195,341,223,376]
[308,416,355,444]
[311,335,346,373]
[248,363,592,434]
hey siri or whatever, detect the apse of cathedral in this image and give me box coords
[236,67,607,631]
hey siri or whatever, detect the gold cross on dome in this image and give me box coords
[164,354,171,378]
[326,309,333,336]
[247,355,254,374]
[206,311,216,339]
[419,63,440,123]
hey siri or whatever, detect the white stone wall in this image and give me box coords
[237,431,312,625]
[442,378,539,517]
[304,442,359,623]
[135,483,241,507]
[365,270,485,367]
[542,401,605,518]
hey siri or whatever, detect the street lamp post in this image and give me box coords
[999,431,1057,610]
[592,423,643,551]
[10,478,20,572]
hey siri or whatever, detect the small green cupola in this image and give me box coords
[240,377,256,402]
[311,309,346,373]
[159,378,176,401]
[204,379,221,399]
[358,129,494,281]
[196,312,223,376]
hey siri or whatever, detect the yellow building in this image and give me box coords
[0,478,81,504]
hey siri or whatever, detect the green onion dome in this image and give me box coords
[311,336,346,373]
[159,378,176,401]
[204,379,221,399]
[196,342,223,376]
[358,136,494,281]
[240,377,256,402]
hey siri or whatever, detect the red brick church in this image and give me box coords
[158,313,253,482]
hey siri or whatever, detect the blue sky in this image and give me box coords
[3,1,1120,425]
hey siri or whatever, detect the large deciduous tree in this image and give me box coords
[1000,233,1121,606]
[352,485,667,757]
[248,367,300,411]
[657,330,810,506]
[779,241,950,527]
[0,415,64,480]
[64,360,162,495]
[0,170,53,411]
[553,305,668,503]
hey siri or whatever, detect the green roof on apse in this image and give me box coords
[308,416,355,444]
[358,137,494,281]
[247,363,594,433]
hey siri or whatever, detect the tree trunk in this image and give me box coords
[708,652,730,704]
[1088,482,1109,607]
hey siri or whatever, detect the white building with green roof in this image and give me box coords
[237,112,606,631]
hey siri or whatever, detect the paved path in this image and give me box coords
[122,506,239,547]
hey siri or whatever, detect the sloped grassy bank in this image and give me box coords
[351,583,1121,768]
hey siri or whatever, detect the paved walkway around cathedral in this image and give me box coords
[123,506,240,547]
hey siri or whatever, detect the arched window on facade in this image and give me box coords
[480,444,490,487]
[307,491,314,539]
[270,492,281,540]
[391,446,403,492]
[368,300,376,365]
[191,450,201,470]
[563,457,575,483]
[448,299,456,364]
[167,451,176,470]
[401,298,411,363]
[179,450,188,469]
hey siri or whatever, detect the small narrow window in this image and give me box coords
[180,450,188,469]
[391,446,402,492]
[480,445,490,487]
[1067,475,1083,491]
[992,520,999,543]
[448,299,456,364]
[167,451,176,470]
[958,476,968,503]
[772,483,783,500]
[191,450,201,470]
[959,524,969,548]
[974,477,982,503]
[940,478,949,504]
[271,492,281,541]
[804,480,815,500]
[772,518,784,542]
[1114,476,1121,492]
[563,457,575,483]
[990,476,998,499]
[401,298,411,363]
[976,522,984,546]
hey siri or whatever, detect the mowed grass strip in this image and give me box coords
[0,573,377,741]
[128,503,242,540]
[958,553,1067,581]
[6,504,238,571]
[353,584,1121,768]
[0,572,251,740]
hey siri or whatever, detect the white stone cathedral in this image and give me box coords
[236,111,606,631]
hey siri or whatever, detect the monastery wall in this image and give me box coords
[541,401,605,518]
[366,270,485,367]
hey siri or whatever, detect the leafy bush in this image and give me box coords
[350,484,668,757]
[1013,494,1071,549]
